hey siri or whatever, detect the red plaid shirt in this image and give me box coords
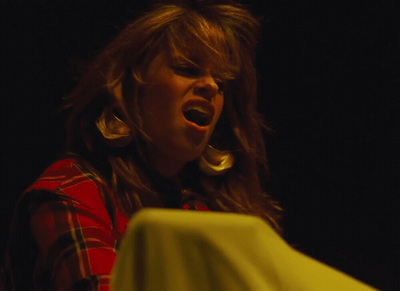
[3,157,209,290]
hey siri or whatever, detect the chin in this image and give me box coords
[173,141,208,163]
[181,146,207,163]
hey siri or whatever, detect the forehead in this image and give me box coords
[146,53,212,75]
[161,17,240,77]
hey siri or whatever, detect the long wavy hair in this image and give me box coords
[63,3,282,233]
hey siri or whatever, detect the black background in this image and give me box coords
[1,0,399,290]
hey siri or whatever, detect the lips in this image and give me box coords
[182,99,215,127]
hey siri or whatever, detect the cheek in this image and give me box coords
[139,84,180,133]
[139,88,161,133]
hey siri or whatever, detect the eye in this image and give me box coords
[215,80,226,92]
[173,64,200,77]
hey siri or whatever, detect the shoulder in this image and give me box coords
[23,156,129,234]
[25,156,108,205]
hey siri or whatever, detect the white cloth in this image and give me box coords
[111,209,377,291]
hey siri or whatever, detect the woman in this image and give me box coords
[3,3,281,290]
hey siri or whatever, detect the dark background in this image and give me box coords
[1,0,399,290]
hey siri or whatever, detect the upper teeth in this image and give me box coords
[186,106,208,114]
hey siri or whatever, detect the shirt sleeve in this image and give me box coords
[29,193,118,291]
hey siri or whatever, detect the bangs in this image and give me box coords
[162,11,241,80]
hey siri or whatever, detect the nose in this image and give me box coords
[193,74,219,101]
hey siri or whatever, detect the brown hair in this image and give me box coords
[64,3,282,233]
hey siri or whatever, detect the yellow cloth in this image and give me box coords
[111,209,377,291]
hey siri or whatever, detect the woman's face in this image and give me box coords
[138,53,225,177]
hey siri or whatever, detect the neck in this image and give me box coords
[146,146,187,178]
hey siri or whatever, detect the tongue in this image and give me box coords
[184,109,210,126]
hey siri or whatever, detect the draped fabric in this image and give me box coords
[111,209,377,291]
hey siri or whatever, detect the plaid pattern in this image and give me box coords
[3,157,210,290]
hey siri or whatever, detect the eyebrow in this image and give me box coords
[171,53,236,79]
[171,55,201,65]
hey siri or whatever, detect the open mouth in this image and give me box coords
[183,105,213,127]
